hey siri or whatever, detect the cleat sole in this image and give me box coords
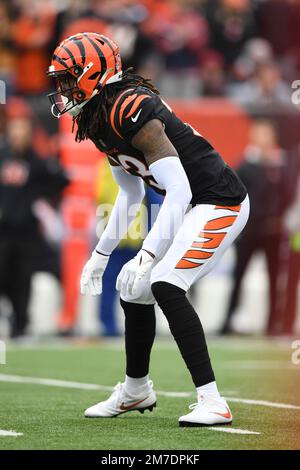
[84,402,157,418]
[179,420,232,428]
[138,402,157,414]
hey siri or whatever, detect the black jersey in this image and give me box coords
[89,86,247,206]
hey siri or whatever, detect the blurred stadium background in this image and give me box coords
[0,0,299,339]
[0,0,300,451]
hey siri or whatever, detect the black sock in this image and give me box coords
[151,281,215,387]
[120,298,156,378]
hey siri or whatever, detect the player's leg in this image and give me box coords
[150,196,250,426]
[10,239,34,338]
[281,248,300,334]
[85,280,157,418]
[122,299,155,382]
[264,233,285,335]
[220,235,255,334]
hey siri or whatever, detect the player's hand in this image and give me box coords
[80,251,110,296]
[116,249,155,298]
[132,250,155,295]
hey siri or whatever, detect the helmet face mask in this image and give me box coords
[47,67,87,118]
[47,32,123,119]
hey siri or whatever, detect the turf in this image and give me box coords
[0,337,299,450]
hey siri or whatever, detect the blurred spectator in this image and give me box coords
[256,0,297,61]
[5,0,296,102]
[94,0,157,74]
[0,107,6,149]
[232,37,273,82]
[0,0,296,101]
[12,0,56,95]
[229,60,291,105]
[52,0,101,44]
[255,0,300,80]
[220,119,291,335]
[281,152,300,335]
[144,0,209,97]
[201,50,226,96]
[0,0,15,96]
[146,0,208,70]
[53,0,158,82]
[0,108,69,338]
[206,0,256,67]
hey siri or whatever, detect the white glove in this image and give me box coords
[116,249,155,298]
[80,251,110,296]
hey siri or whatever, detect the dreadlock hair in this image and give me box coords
[74,68,159,143]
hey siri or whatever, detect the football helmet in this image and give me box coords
[47,32,122,118]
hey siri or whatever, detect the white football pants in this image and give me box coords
[120,195,250,304]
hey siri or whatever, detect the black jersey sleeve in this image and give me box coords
[109,87,165,143]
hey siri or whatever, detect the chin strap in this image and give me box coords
[66,88,99,117]
[51,87,101,119]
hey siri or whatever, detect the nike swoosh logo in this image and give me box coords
[131,109,142,122]
[210,407,232,419]
[120,397,148,411]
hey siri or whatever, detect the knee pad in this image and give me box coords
[120,278,156,305]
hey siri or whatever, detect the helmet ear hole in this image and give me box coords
[77,91,85,100]
[73,66,81,76]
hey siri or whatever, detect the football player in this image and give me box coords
[47,32,249,426]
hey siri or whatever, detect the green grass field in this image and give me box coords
[0,337,300,450]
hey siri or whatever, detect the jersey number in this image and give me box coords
[118,154,164,192]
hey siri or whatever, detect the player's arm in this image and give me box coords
[132,119,192,258]
[81,163,145,296]
[95,164,145,255]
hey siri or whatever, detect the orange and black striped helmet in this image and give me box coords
[47,32,122,118]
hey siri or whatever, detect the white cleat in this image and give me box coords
[84,381,157,418]
[179,396,233,427]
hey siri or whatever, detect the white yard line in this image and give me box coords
[0,373,300,410]
[208,427,260,435]
[0,373,112,391]
[224,397,300,410]
[0,430,23,437]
